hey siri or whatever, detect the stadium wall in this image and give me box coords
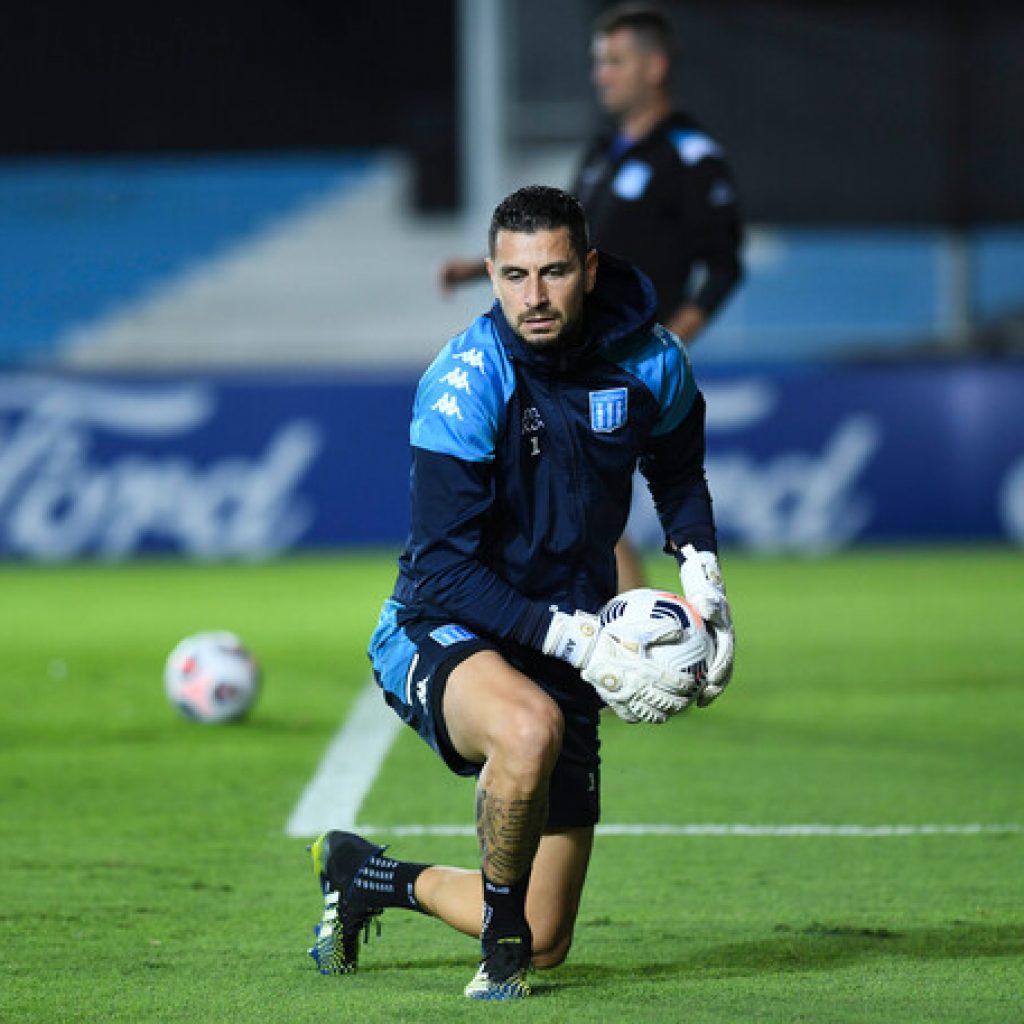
[7,3,1024,222]
[1,365,1022,561]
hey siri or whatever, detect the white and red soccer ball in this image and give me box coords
[164,631,260,724]
[599,588,711,694]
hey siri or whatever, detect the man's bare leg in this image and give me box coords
[309,652,592,994]
[413,826,593,967]
[615,537,648,592]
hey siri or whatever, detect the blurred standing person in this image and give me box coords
[576,2,743,342]
[440,3,744,591]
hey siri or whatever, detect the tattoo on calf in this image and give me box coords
[476,786,548,884]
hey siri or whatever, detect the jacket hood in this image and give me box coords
[489,250,657,371]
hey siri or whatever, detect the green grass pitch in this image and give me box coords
[1,547,1022,1022]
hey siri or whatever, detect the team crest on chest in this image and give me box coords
[589,388,628,433]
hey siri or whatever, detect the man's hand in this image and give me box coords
[666,304,707,344]
[543,610,696,723]
[678,544,735,705]
[438,257,488,294]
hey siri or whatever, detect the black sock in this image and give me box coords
[481,871,532,952]
[351,852,431,914]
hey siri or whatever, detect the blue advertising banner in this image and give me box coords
[694,364,1024,551]
[0,374,414,560]
[0,365,1022,560]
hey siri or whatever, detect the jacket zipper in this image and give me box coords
[549,368,587,602]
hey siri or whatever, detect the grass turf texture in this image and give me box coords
[1,548,1021,1022]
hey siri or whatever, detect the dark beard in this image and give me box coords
[517,308,585,349]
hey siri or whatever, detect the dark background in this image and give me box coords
[3,0,1022,223]
[673,1,1024,225]
[2,2,456,151]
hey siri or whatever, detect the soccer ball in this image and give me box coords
[164,631,260,724]
[599,588,710,692]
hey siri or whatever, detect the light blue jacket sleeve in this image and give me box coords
[614,323,697,436]
[410,318,516,462]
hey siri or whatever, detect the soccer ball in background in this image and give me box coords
[599,588,710,696]
[164,631,260,724]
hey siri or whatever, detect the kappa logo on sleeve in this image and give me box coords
[440,367,472,393]
[590,388,628,433]
[431,393,464,419]
[452,348,486,372]
[429,624,477,647]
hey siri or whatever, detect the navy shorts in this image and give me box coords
[368,598,601,828]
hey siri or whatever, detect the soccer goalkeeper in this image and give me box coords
[306,185,735,999]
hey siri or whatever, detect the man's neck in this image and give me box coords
[617,94,672,143]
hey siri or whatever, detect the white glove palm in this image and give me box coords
[543,610,697,723]
[679,544,735,705]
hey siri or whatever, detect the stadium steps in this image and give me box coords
[58,155,502,372]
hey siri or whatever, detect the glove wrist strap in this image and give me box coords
[543,610,598,669]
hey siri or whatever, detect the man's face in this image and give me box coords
[486,227,598,348]
[591,28,663,119]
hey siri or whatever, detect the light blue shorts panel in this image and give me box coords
[367,598,492,775]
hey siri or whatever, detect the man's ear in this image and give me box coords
[584,248,599,294]
[646,50,670,90]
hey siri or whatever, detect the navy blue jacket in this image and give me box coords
[391,253,716,650]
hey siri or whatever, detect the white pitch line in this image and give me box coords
[285,681,401,838]
[286,685,1024,843]
[356,823,1024,839]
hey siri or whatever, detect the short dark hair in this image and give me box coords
[488,185,590,261]
[593,3,673,57]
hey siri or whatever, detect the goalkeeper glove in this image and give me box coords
[678,544,734,705]
[542,609,696,724]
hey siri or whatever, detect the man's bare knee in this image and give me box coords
[532,929,573,969]
[490,694,564,783]
[444,653,564,774]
